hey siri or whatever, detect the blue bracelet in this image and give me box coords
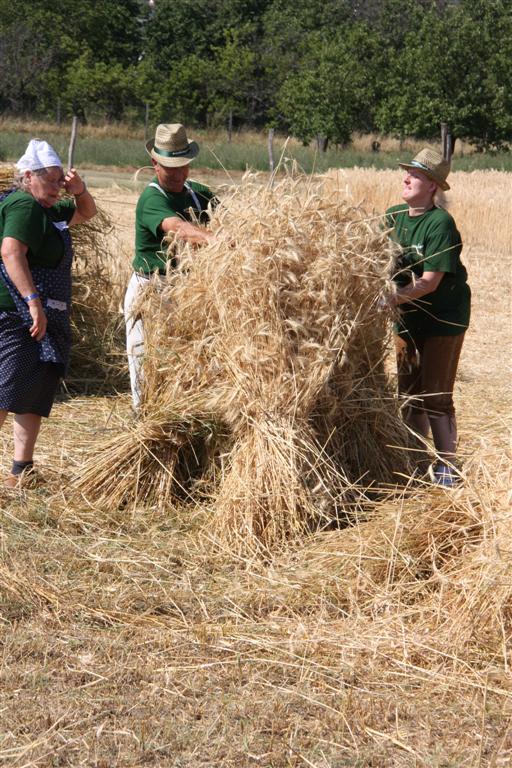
[23,292,40,303]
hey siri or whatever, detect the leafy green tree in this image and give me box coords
[277,25,383,148]
[64,53,138,123]
[0,0,508,150]
[209,31,257,138]
[150,54,212,126]
[376,0,512,149]
[142,0,266,64]
[141,0,214,63]
[357,0,441,44]
[0,0,143,116]
[0,21,54,113]
[260,0,353,97]
[140,0,267,128]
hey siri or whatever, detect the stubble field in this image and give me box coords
[0,167,510,767]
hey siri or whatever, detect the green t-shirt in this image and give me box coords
[386,204,471,337]
[0,190,75,310]
[133,179,216,274]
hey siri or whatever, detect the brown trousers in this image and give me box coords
[394,333,465,418]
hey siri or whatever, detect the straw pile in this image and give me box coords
[245,448,511,689]
[67,208,126,392]
[0,165,123,392]
[75,173,417,553]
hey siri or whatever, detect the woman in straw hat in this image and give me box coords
[0,138,97,488]
[386,148,471,487]
[124,123,216,409]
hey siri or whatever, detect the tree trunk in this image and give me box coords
[315,135,329,153]
[441,122,455,162]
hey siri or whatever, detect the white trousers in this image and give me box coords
[124,272,150,409]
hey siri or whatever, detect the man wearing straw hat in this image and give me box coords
[386,148,471,488]
[124,123,216,409]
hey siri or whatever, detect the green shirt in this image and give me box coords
[0,190,75,310]
[133,178,216,274]
[386,204,471,337]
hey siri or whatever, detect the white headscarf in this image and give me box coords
[16,139,63,172]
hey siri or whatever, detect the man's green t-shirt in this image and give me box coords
[0,190,75,310]
[386,204,470,337]
[133,179,215,274]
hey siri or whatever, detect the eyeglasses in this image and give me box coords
[35,170,65,187]
[42,174,66,188]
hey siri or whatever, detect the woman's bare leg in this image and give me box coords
[13,413,42,462]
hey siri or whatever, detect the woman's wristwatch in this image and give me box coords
[23,292,40,303]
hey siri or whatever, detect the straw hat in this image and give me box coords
[399,148,451,191]
[146,123,199,167]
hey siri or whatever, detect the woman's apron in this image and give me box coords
[0,189,74,376]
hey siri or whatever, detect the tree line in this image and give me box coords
[0,0,510,150]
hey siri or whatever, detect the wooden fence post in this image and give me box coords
[227,109,233,143]
[441,122,453,163]
[144,102,150,143]
[268,127,275,173]
[68,115,78,169]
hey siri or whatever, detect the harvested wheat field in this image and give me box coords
[0,167,510,767]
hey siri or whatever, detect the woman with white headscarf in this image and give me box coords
[0,138,97,488]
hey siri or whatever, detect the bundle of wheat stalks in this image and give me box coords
[67,205,126,392]
[76,173,415,553]
[0,165,123,390]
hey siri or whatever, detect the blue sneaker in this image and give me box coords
[428,462,460,488]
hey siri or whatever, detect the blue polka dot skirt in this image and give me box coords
[0,311,61,417]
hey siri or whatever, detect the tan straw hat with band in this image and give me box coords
[399,148,451,191]
[146,123,199,167]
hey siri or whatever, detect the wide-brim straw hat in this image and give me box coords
[399,148,451,191]
[146,123,199,167]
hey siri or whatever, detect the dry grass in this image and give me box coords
[0,118,480,158]
[0,169,510,767]
[0,117,145,141]
[350,133,480,157]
